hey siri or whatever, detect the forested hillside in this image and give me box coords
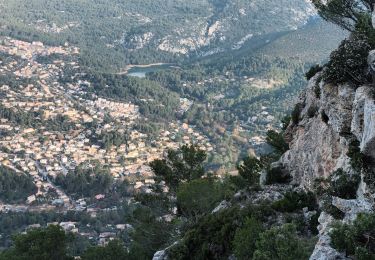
[0,0,317,71]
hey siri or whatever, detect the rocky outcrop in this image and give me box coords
[351,85,375,160]
[360,92,375,160]
[278,50,375,259]
[212,200,231,213]
[246,184,287,203]
[310,196,374,260]
[280,72,375,189]
[280,75,353,189]
[152,241,180,260]
[310,212,348,260]
[153,250,168,260]
[322,83,356,135]
[124,32,154,50]
[152,39,375,260]
[332,196,373,222]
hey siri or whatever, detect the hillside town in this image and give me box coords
[0,37,213,213]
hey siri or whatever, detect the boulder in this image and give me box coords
[247,184,287,203]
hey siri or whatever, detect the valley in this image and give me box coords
[0,0,351,257]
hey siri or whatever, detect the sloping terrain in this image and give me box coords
[0,0,316,70]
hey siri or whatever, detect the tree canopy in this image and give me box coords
[0,225,72,260]
[150,144,207,192]
[0,166,37,203]
[236,156,262,186]
[312,0,374,31]
[81,240,129,260]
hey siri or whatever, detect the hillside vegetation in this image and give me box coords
[0,0,317,71]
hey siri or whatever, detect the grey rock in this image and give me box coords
[309,212,348,260]
[368,50,375,74]
[275,54,375,260]
[259,169,267,187]
[277,76,375,259]
[350,84,375,160]
[321,83,356,135]
[124,32,154,50]
[152,241,179,260]
[303,207,317,222]
[233,190,246,201]
[360,91,375,159]
[351,86,368,141]
[300,74,320,120]
[153,250,168,260]
[280,116,344,189]
[247,184,287,203]
[279,78,375,189]
[279,77,359,189]
[332,196,373,222]
[212,200,231,213]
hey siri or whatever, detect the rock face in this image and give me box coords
[280,74,375,189]
[280,75,354,190]
[309,196,374,260]
[360,91,375,160]
[152,50,375,260]
[351,85,375,160]
[278,52,375,259]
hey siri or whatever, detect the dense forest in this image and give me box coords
[0,166,37,203]
[54,162,113,198]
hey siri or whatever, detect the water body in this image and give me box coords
[126,64,178,78]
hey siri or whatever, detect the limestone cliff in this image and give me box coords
[279,76,375,189]
[277,58,375,259]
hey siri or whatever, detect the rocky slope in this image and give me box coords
[274,52,375,259]
[154,0,316,55]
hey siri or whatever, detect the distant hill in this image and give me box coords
[0,0,319,71]
[257,19,348,63]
